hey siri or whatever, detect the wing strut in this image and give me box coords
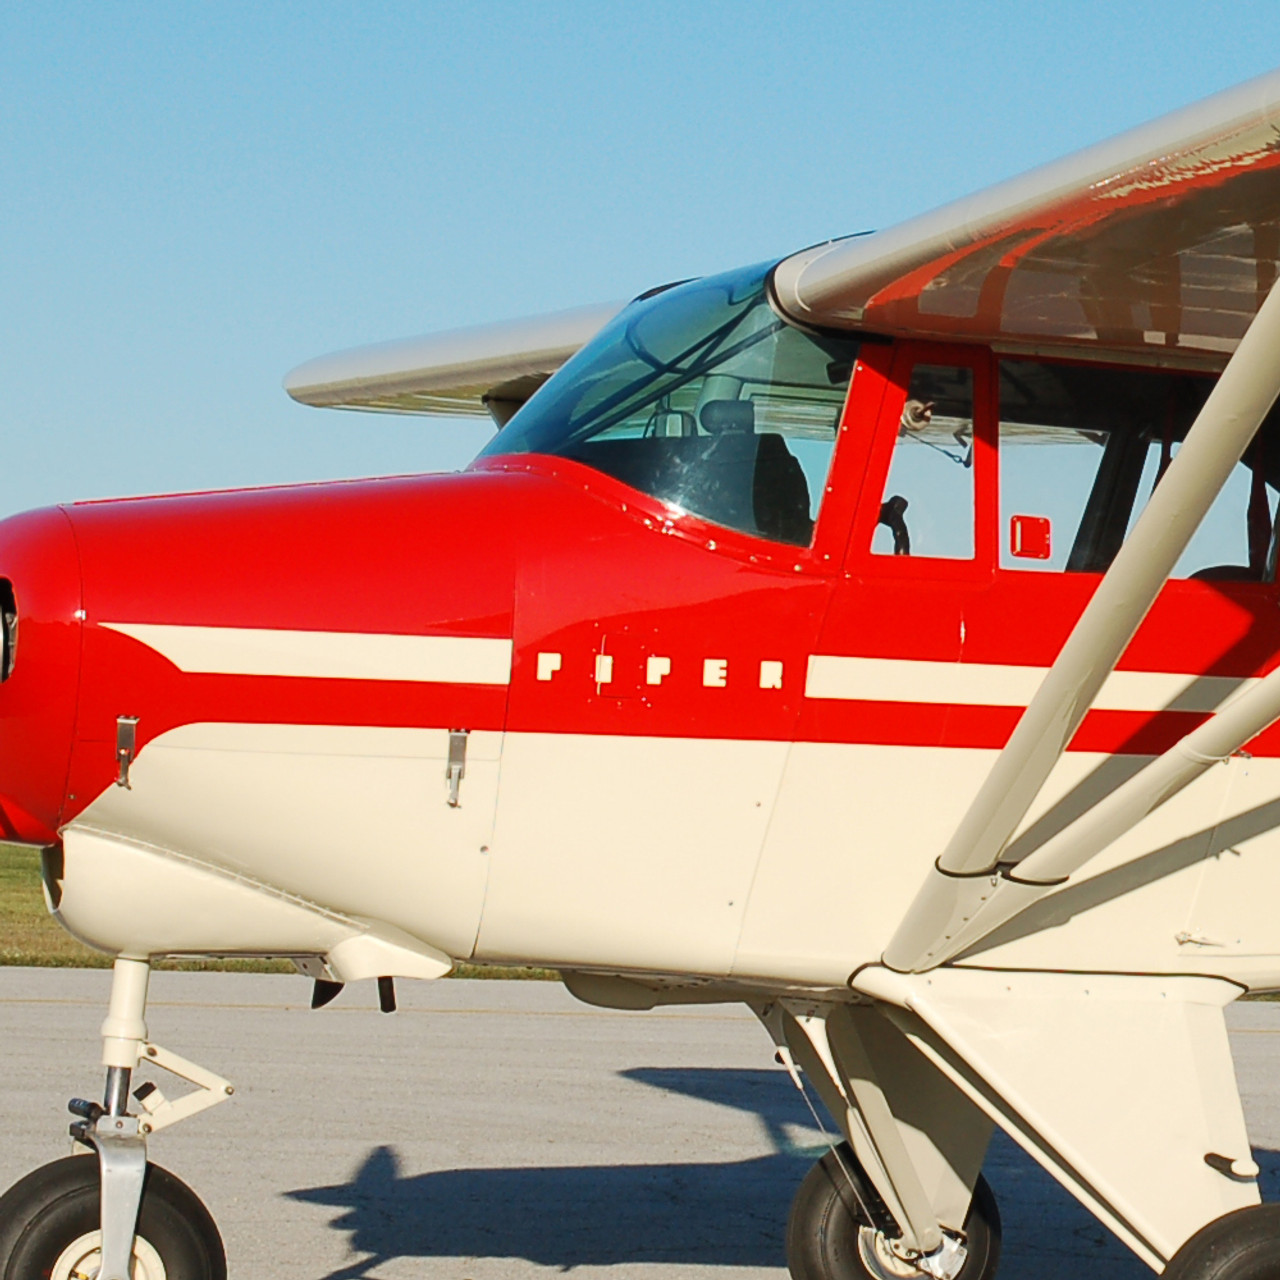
[893,658,1280,968]
[884,279,1280,974]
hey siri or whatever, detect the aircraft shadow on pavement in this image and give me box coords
[286,1066,1280,1279]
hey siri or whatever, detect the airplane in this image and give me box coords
[2,66,1280,1280]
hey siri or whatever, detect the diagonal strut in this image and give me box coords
[885,279,1280,973]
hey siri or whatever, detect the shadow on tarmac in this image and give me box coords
[291,1143,805,1277]
[286,1066,1280,1279]
[288,1068,815,1277]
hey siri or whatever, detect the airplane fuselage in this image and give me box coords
[4,301,1280,997]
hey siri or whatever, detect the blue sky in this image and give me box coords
[2,2,1278,516]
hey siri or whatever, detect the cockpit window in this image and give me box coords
[872,364,976,560]
[479,262,860,546]
[998,360,1280,580]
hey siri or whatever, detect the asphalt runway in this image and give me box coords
[0,970,1277,1279]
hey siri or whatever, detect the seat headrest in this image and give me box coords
[700,400,754,434]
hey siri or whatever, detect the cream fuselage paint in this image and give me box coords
[57,712,1280,992]
[733,741,1280,988]
[474,730,789,973]
[64,722,500,963]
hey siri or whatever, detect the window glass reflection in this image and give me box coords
[481,263,859,546]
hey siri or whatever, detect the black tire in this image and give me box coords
[1163,1204,1280,1280]
[786,1142,1001,1280]
[0,1155,225,1280]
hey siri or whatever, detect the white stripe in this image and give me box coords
[101,623,513,686]
[804,655,1255,714]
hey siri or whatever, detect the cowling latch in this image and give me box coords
[115,716,139,789]
[446,729,469,807]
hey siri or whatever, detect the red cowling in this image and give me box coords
[58,470,522,824]
[0,507,84,844]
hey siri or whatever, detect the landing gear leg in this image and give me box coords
[753,1000,1000,1280]
[0,957,230,1280]
[84,956,151,1280]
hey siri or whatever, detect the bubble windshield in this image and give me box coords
[478,262,860,546]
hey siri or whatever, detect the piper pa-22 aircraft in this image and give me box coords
[5,69,1280,1280]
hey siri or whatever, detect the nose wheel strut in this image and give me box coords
[0,957,232,1280]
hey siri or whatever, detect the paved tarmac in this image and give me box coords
[0,969,1277,1279]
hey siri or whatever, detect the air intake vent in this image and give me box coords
[0,580,15,682]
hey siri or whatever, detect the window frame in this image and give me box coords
[843,341,997,581]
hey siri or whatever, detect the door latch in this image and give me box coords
[446,729,469,807]
[115,716,139,789]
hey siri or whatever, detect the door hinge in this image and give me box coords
[446,729,469,807]
[115,716,139,788]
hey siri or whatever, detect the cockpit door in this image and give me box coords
[734,342,998,981]
[473,481,837,978]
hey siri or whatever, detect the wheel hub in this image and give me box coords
[857,1227,928,1279]
[856,1227,969,1280]
[50,1229,166,1280]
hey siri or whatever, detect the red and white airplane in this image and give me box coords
[3,68,1280,1280]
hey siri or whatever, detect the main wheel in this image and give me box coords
[786,1143,1001,1280]
[0,1155,225,1280]
[1163,1204,1280,1279]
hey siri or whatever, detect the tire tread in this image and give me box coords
[0,1155,225,1280]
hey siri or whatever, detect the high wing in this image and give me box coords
[772,69,1280,367]
[283,300,623,424]
[287,71,1280,431]
[864,70,1280,972]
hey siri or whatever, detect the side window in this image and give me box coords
[999,359,1280,580]
[1124,437,1277,580]
[872,364,975,559]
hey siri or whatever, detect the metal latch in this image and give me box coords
[446,729,469,807]
[115,716,139,789]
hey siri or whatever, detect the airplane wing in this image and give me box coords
[772,69,1280,367]
[283,301,624,423]
[873,71,1280,972]
[286,72,1280,429]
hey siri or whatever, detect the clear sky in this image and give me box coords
[3,2,1278,517]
